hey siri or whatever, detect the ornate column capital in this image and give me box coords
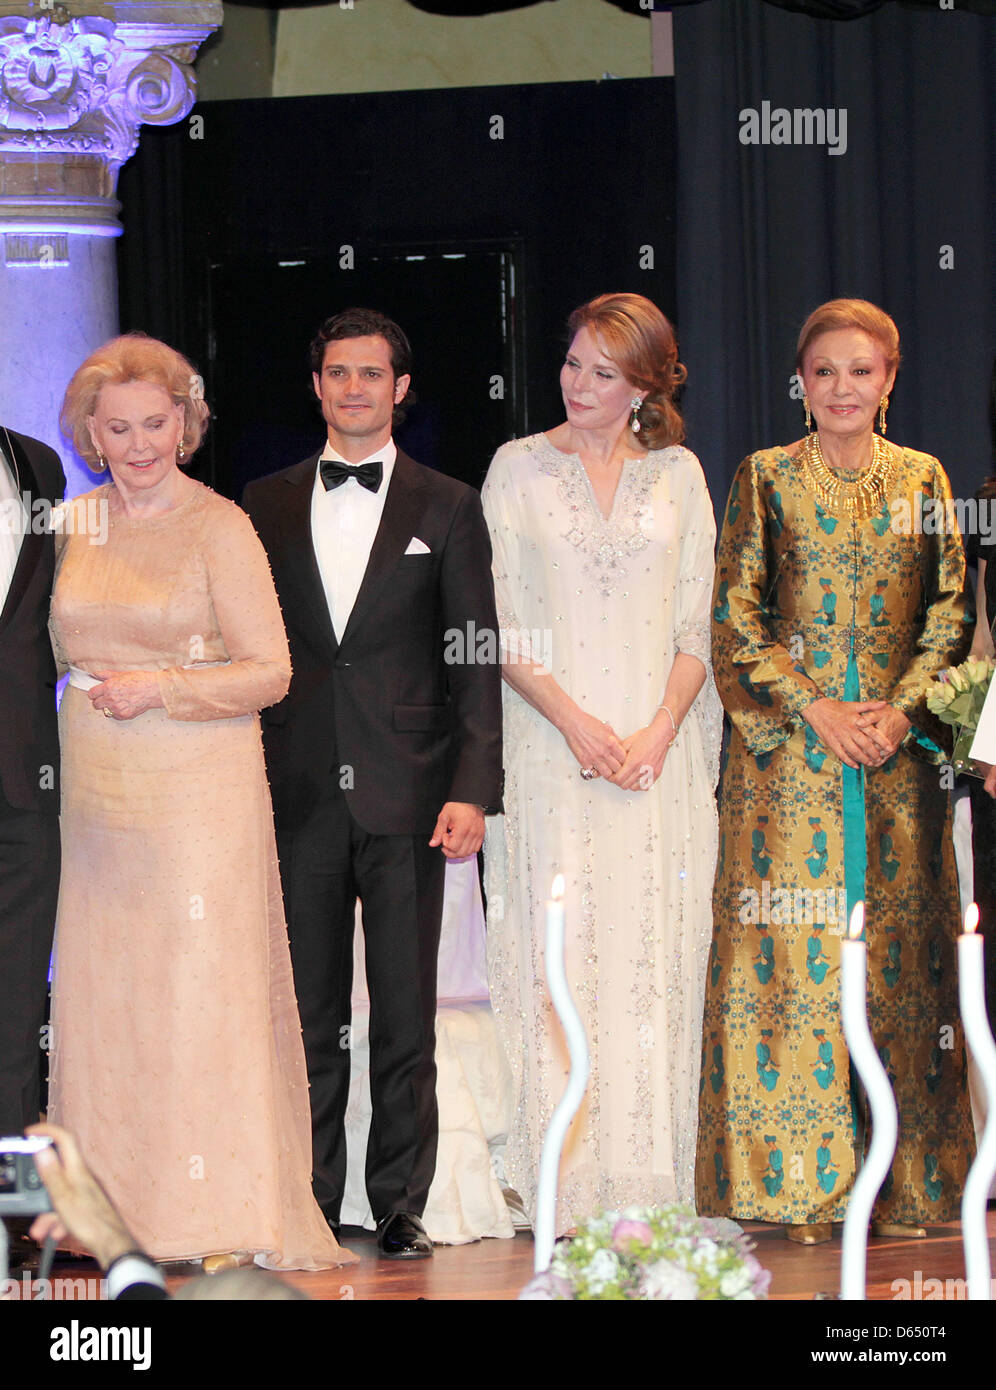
[0,1,221,238]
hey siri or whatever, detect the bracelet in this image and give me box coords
[658,702,678,743]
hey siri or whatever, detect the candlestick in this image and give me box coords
[840,902,899,1301]
[959,903,996,1300]
[534,873,591,1274]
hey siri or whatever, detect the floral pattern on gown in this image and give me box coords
[482,435,721,1235]
[48,482,354,1268]
[695,445,975,1224]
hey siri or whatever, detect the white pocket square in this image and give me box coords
[405,537,431,555]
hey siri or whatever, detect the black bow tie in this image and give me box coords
[320,458,383,493]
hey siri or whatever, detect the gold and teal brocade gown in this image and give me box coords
[695,444,975,1223]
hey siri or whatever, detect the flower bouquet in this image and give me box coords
[925,655,995,777]
[519,1205,771,1301]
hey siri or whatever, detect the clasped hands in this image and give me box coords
[87,670,163,720]
[562,708,673,791]
[803,697,910,769]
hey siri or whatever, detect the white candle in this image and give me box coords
[534,873,591,1274]
[959,903,996,1301]
[840,902,899,1301]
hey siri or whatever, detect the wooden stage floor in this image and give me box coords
[36,1209,994,1303]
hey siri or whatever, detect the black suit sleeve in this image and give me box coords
[438,485,503,812]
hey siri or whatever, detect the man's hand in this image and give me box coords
[429,802,485,859]
[26,1122,139,1270]
[88,671,163,721]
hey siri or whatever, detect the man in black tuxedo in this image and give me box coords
[243,309,502,1258]
[0,426,63,1143]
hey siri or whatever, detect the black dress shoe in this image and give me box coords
[376,1212,432,1260]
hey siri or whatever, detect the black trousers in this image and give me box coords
[968,778,996,1031]
[0,786,59,1134]
[276,775,446,1224]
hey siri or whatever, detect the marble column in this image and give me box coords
[0,1,221,491]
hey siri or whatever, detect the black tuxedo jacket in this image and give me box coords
[243,449,503,836]
[0,428,64,812]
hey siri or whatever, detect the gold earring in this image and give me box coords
[803,396,812,434]
[177,443,186,462]
[878,395,888,436]
[93,448,107,473]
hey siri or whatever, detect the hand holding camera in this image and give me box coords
[0,1136,54,1217]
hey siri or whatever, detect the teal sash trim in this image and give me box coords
[907,724,944,758]
[842,648,866,1146]
[842,651,867,934]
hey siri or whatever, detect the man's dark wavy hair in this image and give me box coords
[309,308,415,424]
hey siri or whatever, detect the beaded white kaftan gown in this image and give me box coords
[482,435,721,1234]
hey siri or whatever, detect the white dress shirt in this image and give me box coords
[311,440,396,642]
[0,435,26,610]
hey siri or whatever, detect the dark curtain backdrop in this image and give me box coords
[672,0,996,512]
[116,79,676,497]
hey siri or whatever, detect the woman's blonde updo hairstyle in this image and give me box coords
[61,333,210,469]
[566,292,687,449]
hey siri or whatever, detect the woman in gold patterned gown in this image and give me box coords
[695,300,974,1243]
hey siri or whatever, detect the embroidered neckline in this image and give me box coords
[525,434,678,599]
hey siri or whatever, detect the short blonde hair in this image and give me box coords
[61,333,210,467]
[796,299,901,375]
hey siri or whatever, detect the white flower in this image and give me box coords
[583,1248,621,1294]
[640,1259,699,1301]
[691,1238,720,1268]
[964,657,993,686]
[719,1265,752,1297]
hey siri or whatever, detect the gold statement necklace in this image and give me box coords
[797,431,897,520]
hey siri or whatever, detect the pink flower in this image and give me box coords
[743,1254,772,1297]
[611,1219,653,1250]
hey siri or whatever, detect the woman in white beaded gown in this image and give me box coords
[482,294,721,1234]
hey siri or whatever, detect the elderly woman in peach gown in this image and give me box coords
[48,334,352,1271]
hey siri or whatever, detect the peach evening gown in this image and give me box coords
[48,480,354,1269]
